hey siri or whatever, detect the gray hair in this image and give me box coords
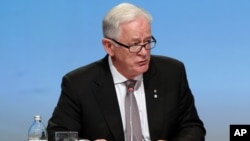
[102,3,153,39]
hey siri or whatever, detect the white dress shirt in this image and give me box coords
[108,56,151,141]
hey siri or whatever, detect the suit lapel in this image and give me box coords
[143,57,165,140]
[92,56,124,141]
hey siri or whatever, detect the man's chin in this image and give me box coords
[137,65,149,73]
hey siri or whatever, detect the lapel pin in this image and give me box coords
[154,94,158,98]
[154,89,157,93]
[153,89,158,98]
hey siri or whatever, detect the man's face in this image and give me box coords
[110,17,152,79]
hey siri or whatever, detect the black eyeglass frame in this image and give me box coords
[107,36,156,53]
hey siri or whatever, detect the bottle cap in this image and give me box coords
[34,115,41,120]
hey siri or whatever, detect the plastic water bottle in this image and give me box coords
[28,115,48,141]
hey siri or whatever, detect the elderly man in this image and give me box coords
[47,2,206,141]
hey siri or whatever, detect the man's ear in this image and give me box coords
[102,38,114,56]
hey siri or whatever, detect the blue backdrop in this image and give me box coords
[0,1,249,141]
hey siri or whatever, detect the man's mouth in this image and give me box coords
[137,60,148,66]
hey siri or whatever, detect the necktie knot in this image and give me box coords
[125,80,137,93]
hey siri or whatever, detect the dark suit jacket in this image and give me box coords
[47,55,205,141]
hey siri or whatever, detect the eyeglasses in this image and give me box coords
[107,36,156,53]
